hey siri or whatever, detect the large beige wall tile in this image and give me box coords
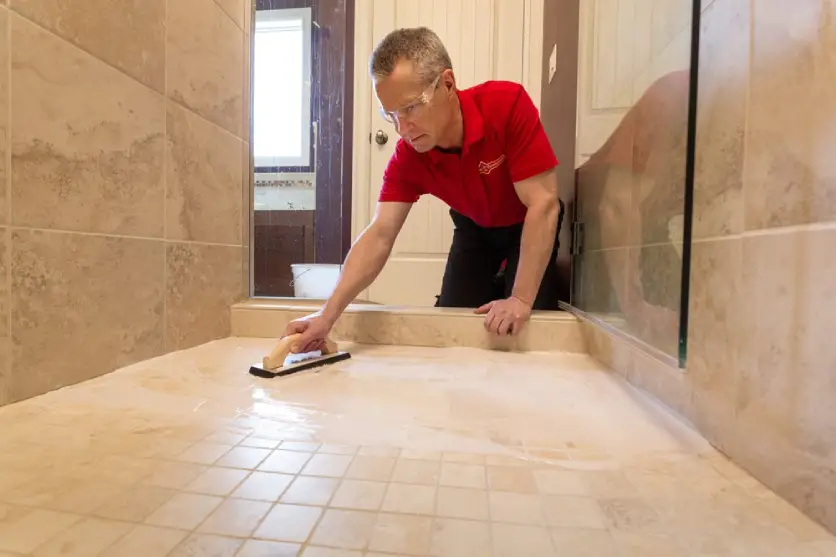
[692,0,748,239]
[731,228,836,530]
[737,229,836,462]
[9,230,164,403]
[686,238,741,450]
[10,15,165,236]
[744,0,836,229]
[214,0,245,28]
[0,228,7,338]
[10,0,165,92]
[0,8,7,225]
[166,102,243,244]
[166,243,243,351]
[168,0,244,138]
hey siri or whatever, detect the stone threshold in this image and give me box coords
[232,298,586,353]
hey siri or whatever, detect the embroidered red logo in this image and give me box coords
[478,155,506,175]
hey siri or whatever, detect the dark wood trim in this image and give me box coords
[254,0,354,265]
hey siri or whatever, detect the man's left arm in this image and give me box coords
[510,168,560,306]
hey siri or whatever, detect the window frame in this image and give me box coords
[253,7,314,170]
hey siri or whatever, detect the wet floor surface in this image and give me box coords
[0,338,834,556]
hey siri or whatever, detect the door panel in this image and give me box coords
[365,0,525,306]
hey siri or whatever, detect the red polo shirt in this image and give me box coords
[378,80,558,228]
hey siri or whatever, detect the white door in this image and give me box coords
[357,0,529,306]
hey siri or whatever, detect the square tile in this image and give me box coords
[533,469,589,495]
[32,517,133,557]
[345,456,396,481]
[430,518,492,557]
[550,528,621,557]
[309,509,377,550]
[143,461,208,489]
[599,499,661,531]
[282,442,321,452]
[281,476,339,506]
[203,431,247,445]
[0,507,82,554]
[175,442,233,465]
[541,495,607,529]
[215,446,271,469]
[443,452,485,464]
[400,449,441,461]
[197,498,272,537]
[99,525,188,557]
[302,454,353,478]
[145,492,222,529]
[92,485,176,522]
[369,513,433,556]
[331,480,387,511]
[301,548,361,557]
[185,467,249,496]
[259,450,313,474]
[392,459,440,485]
[488,466,538,493]
[436,487,489,520]
[382,483,436,515]
[358,446,401,458]
[237,540,301,557]
[440,463,486,490]
[233,471,294,501]
[241,437,280,449]
[490,492,545,525]
[319,444,358,455]
[168,533,242,557]
[492,523,556,557]
[255,504,322,542]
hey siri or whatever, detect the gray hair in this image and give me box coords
[369,27,453,85]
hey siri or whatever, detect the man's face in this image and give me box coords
[375,61,455,153]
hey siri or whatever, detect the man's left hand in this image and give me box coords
[474,296,532,336]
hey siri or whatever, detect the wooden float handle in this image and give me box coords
[262,333,338,370]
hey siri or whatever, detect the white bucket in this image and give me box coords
[290,263,342,298]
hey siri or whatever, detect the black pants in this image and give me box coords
[435,200,565,311]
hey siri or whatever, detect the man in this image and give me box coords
[284,27,563,353]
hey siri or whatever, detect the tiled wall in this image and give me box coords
[585,0,836,533]
[0,0,252,406]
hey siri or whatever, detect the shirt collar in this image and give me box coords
[427,88,484,164]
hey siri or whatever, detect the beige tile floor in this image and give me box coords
[0,338,834,557]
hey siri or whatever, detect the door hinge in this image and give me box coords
[572,221,585,256]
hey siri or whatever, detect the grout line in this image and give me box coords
[6,2,11,355]
[6,225,244,248]
[164,0,169,354]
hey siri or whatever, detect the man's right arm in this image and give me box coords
[319,201,412,322]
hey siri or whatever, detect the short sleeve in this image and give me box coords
[505,87,559,183]
[378,140,422,204]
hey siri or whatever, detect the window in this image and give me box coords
[253,8,313,168]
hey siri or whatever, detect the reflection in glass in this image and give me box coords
[570,0,695,361]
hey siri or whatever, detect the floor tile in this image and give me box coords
[542,495,607,529]
[144,492,223,529]
[302,454,353,478]
[185,467,249,496]
[260,451,314,474]
[492,523,556,557]
[99,525,188,557]
[31,517,133,557]
[233,471,294,501]
[382,483,436,515]
[215,447,271,469]
[488,466,538,493]
[489,492,545,525]
[331,480,387,511]
[254,504,322,542]
[240,437,281,450]
[391,459,440,485]
[439,463,486,489]
[309,509,377,550]
[237,540,301,557]
[430,518,492,557]
[197,498,272,537]
[168,533,242,557]
[435,487,489,520]
[281,476,339,506]
[143,461,209,489]
[345,457,396,481]
[318,444,359,455]
[91,484,176,522]
[550,528,621,556]
[174,442,233,465]
[0,507,82,554]
[368,512,433,556]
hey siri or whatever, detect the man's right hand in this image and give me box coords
[282,312,336,354]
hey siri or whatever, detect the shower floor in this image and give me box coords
[0,338,833,556]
